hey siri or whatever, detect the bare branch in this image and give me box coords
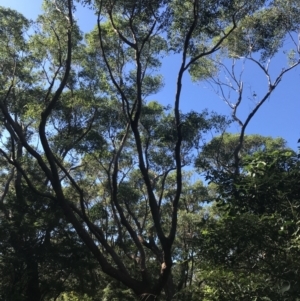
[233,59,300,172]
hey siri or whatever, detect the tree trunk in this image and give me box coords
[25,258,41,301]
[164,273,175,301]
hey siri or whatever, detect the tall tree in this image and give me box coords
[0,0,300,299]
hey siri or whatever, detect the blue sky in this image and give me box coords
[2,0,300,150]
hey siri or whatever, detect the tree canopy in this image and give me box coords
[0,0,300,300]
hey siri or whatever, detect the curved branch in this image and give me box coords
[108,9,137,49]
[233,59,300,173]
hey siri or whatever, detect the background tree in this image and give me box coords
[195,133,288,174]
[191,147,300,301]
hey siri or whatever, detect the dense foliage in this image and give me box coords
[0,0,300,300]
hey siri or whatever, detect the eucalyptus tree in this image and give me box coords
[0,0,300,300]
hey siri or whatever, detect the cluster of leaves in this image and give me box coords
[186,137,300,301]
[0,0,300,300]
